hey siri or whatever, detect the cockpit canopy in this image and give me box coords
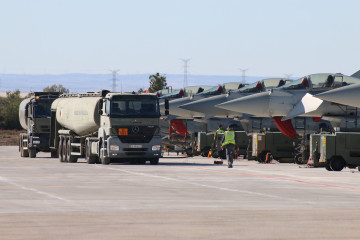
[278,73,360,90]
[232,78,292,93]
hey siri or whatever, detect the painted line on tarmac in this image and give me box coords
[97,165,314,204]
[0,176,92,211]
[175,166,360,191]
[0,176,71,201]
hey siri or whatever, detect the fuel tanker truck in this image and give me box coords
[50,90,167,165]
[19,92,61,158]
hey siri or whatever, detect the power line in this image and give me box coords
[180,59,191,88]
[109,69,120,92]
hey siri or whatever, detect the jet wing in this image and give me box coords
[283,93,323,120]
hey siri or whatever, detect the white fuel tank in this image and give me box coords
[51,96,102,136]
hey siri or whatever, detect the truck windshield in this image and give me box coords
[110,96,160,118]
[33,101,52,118]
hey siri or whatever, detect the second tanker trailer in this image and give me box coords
[50,90,166,164]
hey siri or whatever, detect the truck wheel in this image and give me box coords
[101,156,110,165]
[329,157,345,171]
[294,154,303,165]
[28,147,36,158]
[67,138,78,163]
[100,140,110,165]
[150,158,159,165]
[62,138,68,162]
[20,143,29,158]
[85,141,96,164]
[325,161,333,171]
[58,137,64,162]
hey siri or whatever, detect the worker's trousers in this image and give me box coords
[224,144,235,167]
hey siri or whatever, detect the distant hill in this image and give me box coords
[0,73,279,93]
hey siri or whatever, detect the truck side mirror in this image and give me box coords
[98,99,103,115]
[165,99,169,116]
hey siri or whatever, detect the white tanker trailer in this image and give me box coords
[50,90,167,164]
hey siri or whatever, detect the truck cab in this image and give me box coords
[97,93,162,164]
[19,92,61,158]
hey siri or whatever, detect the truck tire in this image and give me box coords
[329,157,345,171]
[85,141,97,164]
[101,156,110,165]
[100,140,110,165]
[62,137,68,163]
[20,140,29,158]
[325,163,333,171]
[150,158,159,165]
[58,137,64,162]
[67,138,78,163]
[28,147,36,158]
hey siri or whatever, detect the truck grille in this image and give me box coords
[117,126,158,143]
[125,152,146,156]
[123,148,148,152]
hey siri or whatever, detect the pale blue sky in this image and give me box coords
[1,0,359,77]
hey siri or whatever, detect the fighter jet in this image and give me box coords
[179,78,291,118]
[214,73,360,139]
[217,73,360,120]
[159,83,246,119]
[315,83,360,108]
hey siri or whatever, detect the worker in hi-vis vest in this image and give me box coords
[221,124,238,168]
[214,125,224,147]
[216,125,224,134]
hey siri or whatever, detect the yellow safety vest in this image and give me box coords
[216,129,224,134]
[222,130,235,146]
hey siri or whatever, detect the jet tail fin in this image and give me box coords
[351,70,360,79]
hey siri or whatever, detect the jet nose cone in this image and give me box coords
[179,95,226,112]
[315,84,360,108]
[216,91,270,117]
[163,97,201,118]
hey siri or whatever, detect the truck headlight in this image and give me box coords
[152,145,161,151]
[110,145,120,151]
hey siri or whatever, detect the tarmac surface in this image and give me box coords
[1,146,360,239]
